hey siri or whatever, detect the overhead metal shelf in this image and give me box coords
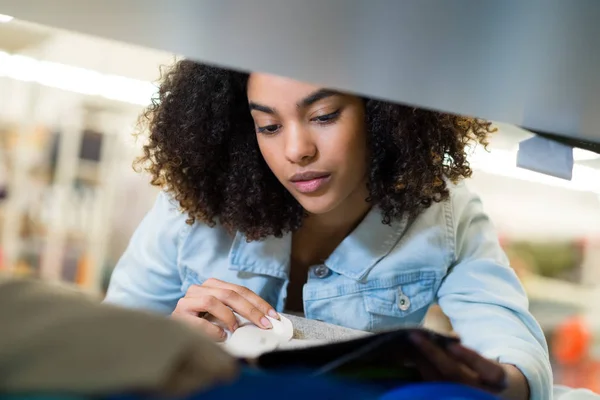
[1,0,599,145]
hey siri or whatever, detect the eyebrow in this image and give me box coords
[248,102,276,114]
[248,89,341,115]
[298,89,341,108]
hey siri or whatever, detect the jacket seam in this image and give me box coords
[176,216,193,276]
[445,191,457,266]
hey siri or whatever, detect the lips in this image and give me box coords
[289,171,331,194]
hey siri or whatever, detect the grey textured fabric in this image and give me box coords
[283,313,370,342]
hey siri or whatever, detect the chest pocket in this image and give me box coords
[363,271,437,331]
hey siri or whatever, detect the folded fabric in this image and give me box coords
[0,275,237,395]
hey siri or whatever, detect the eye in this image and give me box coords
[257,124,282,135]
[312,110,341,124]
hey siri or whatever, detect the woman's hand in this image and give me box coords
[171,278,279,341]
[410,332,530,400]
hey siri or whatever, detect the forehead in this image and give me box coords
[247,72,322,102]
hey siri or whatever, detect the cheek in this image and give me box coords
[325,127,368,173]
[345,121,369,171]
[257,137,284,176]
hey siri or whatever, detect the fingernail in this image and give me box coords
[231,323,239,332]
[268,309,280,320]
[220,329,227,339]
[260,316,272,329]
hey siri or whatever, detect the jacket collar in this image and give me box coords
[229,207,407,281]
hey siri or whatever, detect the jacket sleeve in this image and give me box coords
[104,191,188,314]
[0,275,236,395]
[437,182,553,400]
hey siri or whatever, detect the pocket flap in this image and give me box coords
[364,272,436,317]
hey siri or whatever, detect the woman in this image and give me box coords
[105,61,551,400]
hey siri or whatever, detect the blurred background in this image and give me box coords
[0,15,599,391]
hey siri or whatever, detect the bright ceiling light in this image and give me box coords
[573,148,600,161]
[0,14,14,23]
[470,146,600,194]
[0,51,157,106]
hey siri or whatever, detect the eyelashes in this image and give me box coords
[312,109,341,124]
[257,124,281,134]
[256,109,341,135]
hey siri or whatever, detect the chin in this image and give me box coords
[297,196,339,215]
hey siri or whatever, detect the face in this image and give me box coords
[247,73,369,216]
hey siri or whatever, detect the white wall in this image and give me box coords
[469,170,600,240]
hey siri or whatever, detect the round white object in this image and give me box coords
[269,314,294,341]
[216,313,294,357]
[224,324,282,358]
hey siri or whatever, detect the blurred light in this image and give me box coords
[470,146,600,194]
[0,14,13,23]
[574,148,600,161]
[0,51,157,106]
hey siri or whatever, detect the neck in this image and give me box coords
[302,182,371,239]
[291,180,371,266]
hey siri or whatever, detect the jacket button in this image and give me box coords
[313,265,331,279]
[398,293,411,311]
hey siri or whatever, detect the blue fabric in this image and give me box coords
[380,383,499,400]
[0,381,498,400]
[106,368,382,400]
[112,372,497,400]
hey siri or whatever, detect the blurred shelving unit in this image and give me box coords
[0,18,170,293]
[0,94,139,293]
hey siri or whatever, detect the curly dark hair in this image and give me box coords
[135,60,494,241]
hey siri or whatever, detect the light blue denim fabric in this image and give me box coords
[105,182,552,399]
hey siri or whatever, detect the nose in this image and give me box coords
[284,124,317,164]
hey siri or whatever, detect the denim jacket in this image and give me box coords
[105,182,552,399]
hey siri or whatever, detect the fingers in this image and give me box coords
[447,343,507,390]
[410,333,507,392]
[174,296,239,331]
[202,278,279,320]
[182,281,277,330]
[410,332,479,386]
[172,313,228,341]
[172,279,279,338]
[202,286,272,329]
[413,353,443,381]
